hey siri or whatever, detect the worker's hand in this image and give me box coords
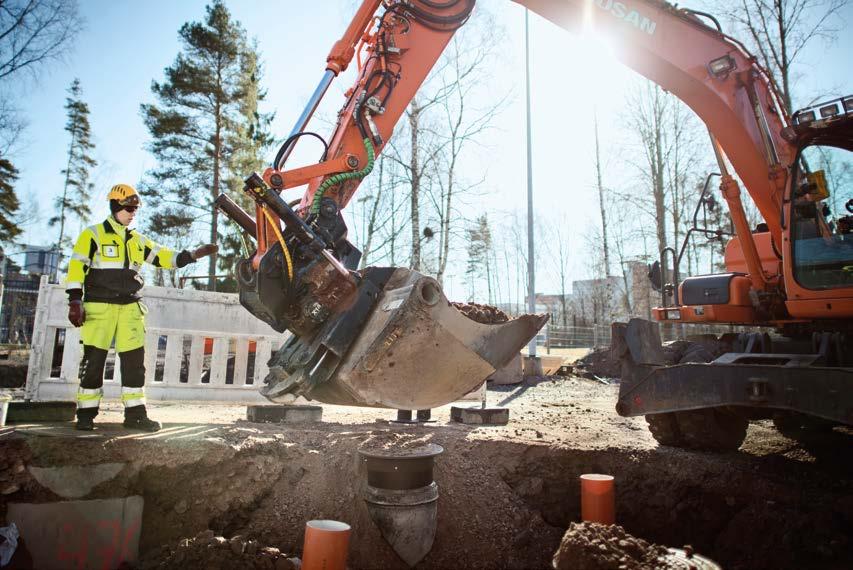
[68,300,85,327]
[191,243,219,260]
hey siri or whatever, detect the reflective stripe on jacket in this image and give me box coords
[66,216,177,304]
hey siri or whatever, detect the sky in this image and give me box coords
[5,0,853,300]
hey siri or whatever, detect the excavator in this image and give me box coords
[215,0,852,449]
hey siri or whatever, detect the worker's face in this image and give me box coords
[114,205,138,226]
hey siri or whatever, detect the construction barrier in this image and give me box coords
[24,277,283,404]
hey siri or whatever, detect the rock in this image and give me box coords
[197,529,215,543]
[261,547,281,557]
[212,536,227,548]
[1,483,20,495]
[275,558,300,570]
[174,499,188,514]
[229,535,246,555]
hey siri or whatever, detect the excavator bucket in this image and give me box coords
[260,268,548,409]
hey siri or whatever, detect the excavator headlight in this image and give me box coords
[708,55,736,78]
[796,110,816,125]
[665,309,682,320]
[819,103,839,118]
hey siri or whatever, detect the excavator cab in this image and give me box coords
[788,97,853,290]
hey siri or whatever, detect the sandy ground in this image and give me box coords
[1,373,852,569]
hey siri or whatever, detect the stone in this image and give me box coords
[28,463,125,499]
[174,499,188,514]
[450,406,510,425]
[247,405,323,424]
[230,535,246,555]
[1,483,20,495]
[6,400,76,422]
[275,558,299,570]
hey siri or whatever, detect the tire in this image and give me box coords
[646,413,684,447]
[675,408,749,452]
[772,412,836,437]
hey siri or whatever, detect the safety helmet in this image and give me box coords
[107,183,141,207]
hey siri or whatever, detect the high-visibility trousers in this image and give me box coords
[76,301,148,416]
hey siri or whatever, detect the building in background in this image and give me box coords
[0,245,57,344]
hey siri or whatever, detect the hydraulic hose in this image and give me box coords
[261,206,294,281]
[311,138,375,214]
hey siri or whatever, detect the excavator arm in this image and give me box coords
[215,0,829,409]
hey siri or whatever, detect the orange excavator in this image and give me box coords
[215,0,852,446]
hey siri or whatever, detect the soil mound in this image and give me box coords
[140,530,300,570]
[552,522,674,570]
[574,347,621,379]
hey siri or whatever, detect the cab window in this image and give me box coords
[791,144,853,289]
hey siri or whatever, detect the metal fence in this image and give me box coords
[536,321,747,352]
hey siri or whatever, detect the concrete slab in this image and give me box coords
[488,354,523,386]
[28,463,125,499]
[450,406,510,425]
[7,401,76,422]
[7,496,143,570]
[247,404,323,423]
[522,356,544,377]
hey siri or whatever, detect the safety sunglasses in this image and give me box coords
[123,205,139,213]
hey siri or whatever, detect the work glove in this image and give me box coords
[68,300,85,327]
[191,243,219,260]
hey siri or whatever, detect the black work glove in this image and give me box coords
[191,244,219,260]
[68,300,85,327]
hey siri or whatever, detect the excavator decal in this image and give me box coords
[593,0,658,35]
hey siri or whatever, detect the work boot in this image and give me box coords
[123,416,161,432]
[75,416,95,431]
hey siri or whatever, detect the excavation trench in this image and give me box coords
[1,401,851,570]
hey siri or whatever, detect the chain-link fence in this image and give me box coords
[536,321,747,352]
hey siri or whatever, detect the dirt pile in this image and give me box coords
[574,347,621,379]
[451,302,509,324]
[553,522,675,570]
[140,530,301,570]
[0,441,32,498]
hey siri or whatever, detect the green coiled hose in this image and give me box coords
[311,137,375,214]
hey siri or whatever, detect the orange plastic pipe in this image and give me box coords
[580,474,615,525]
[301,520,351,570]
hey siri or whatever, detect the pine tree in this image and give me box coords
[51,78,96,255]
[0,157,21,243]
[140,0,270,291]
[217,40,274,291]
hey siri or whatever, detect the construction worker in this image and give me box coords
[65,184,218,432]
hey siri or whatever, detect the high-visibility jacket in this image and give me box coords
[66,216,191,304]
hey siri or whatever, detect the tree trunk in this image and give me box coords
[408,99,421,271]
[360,156,384,270]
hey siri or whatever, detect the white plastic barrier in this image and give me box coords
[25,277,284,404]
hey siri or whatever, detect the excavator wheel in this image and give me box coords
[645,413,684,447]
[772,412,836,438]
[646,341,747,452]
[675,408,749,452]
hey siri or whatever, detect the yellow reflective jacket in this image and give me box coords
[65,216,192,303]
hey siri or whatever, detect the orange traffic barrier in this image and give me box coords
[580,474,615,524]
[302,520,351,570]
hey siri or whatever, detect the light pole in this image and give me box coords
[524,9,537,359]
